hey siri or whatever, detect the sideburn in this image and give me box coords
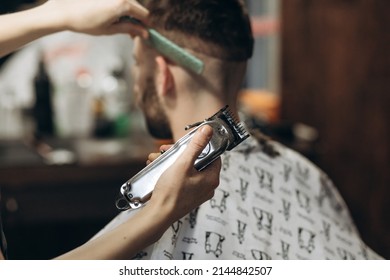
[142,76,173,140]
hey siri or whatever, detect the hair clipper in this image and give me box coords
[115,105,249,211]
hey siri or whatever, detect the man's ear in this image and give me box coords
[155,56,174,96]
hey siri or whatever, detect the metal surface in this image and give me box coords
[115,106,249,210]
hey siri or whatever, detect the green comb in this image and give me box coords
[120,16,204,74]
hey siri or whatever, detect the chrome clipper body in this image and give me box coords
[115,105,249,211]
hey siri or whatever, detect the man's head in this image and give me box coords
[141,0,253,61]
[132,0,254,140]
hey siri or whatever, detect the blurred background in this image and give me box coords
[0,0,388,259]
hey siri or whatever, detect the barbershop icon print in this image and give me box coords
[205,231,225,258]
[253,207,273,235]
[298,227,316,253]
[236,177,249,202]
[251,249,272,260]
[295,189,311,214]
[255,167,274,193]
[279,198,291,221]
[232,220,247,244]
[276,240,290,260]
[170,220,183,246]
[210,189,229,213]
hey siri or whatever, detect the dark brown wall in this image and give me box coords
[280,0,389,258]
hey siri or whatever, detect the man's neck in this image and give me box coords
[167,94,237,141]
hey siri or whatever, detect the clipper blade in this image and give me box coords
[210,105,249,151]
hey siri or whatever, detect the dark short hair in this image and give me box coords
[141,0,254,61]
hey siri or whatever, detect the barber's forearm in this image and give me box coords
[54,203,171,260]
[0,5,64,58]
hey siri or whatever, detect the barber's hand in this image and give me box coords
[147,125,221,225]
[45,0,149,37]
[146,144,173,165]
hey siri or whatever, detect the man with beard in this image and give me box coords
[1,0,222,260]
[96,0,382,259]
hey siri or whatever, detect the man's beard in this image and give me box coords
[139,76,173,140]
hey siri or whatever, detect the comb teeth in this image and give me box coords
[236,122,249,138]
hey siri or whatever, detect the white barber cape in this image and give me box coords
[95,135,382,260]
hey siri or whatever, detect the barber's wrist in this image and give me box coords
[28,2,67,35]
[141,199,176,239]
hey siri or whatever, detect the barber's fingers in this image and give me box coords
[146,152,159,165]
[159,144,173,152]
[146,126,214,167]
[146,145,173,165]
[121,0,149,21]
[108,0,149,37]
[180,125,213,166]
[109,22,148,38]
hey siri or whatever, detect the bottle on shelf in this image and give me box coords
[32,56,54,138]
